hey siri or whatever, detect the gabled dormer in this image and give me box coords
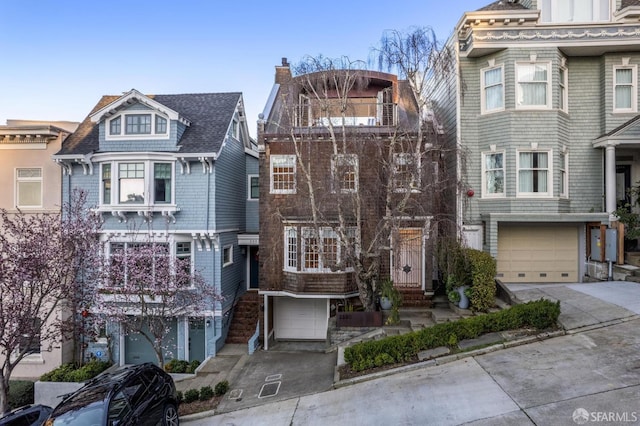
[90,89,191,151]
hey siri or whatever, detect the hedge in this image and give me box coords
[8,380,34,409]
[344,298,560,372]
[40,360,112,382]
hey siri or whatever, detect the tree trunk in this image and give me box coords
[0,372,10,416]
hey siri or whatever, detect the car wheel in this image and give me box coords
[163,403,179,426]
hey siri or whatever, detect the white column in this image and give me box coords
[263,294,269,351]
[605,144,617,215]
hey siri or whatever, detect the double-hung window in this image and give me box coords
[332,154,358,193]
[248,175,259,199]
[614,65,637,112]
[270,155,296,194]
[101,161,174,207]
[481,65,504,113]
[16,168,42,208]
[516,63,551,109]
[482,152,505,197]
[284,227,298,271]
[108,241,190,287]
[517,151,552,197]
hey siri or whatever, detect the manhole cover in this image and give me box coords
[228,389,243,400]
[258,381,281,398]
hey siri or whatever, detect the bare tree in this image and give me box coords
[96,229,221,368]
[0,190,102,415]
[264,47,457,312]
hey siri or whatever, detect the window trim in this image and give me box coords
[331,154,359,193]
[481,151,506,198]
[106,112,170,140]
[481,64,505,114]
[15,167,43,209]
[223,245,233,267]
[516,61,552,110]
[516,149,553,198]
[393,153,421,193]
[285,226,357,273]
[613,65,637,113]
[559,65,568,113]
[270,155,296,194]
[248,174,259,200]
[559,150,569,198]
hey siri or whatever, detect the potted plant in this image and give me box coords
[379,279,402,325]
[458,285,470,309]
[447,289,461,306]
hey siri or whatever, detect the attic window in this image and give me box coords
[106,113,169,139]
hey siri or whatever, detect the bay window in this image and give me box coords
[516,63,551,109]
[101,160,174,207]
[482,65,504,113]
[482,152,505,197]
[540,0,611,23]
[517,151,552,197]
[614,65,637,112]
[284,226,356,272]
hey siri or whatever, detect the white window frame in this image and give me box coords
[106,112,170,140]
[393,153,421,192]
[248,174,259,200]
[559,65,568,113]
[540,0,612,24]
[223,245,233,267]
[99,159,175,208]
[231,119,239,139]
[481,151,506,198]
[613,65,637,113]
[516,149,553,198]
[15,167,43,209]
[270,155,296,194]
[332,154,359,193]
[284,226,298,272]
[481,64,505,114]
[559,150,569,198]
[516,62,552,110]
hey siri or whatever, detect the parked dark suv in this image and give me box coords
[0,404,52,426]
[44,363,179,426]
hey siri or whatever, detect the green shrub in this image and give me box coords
[40,360,112,382]
[466,249,497,312]
[214,380,229,396]
[199,386,214,401]
[164,359,190,374]
[187,360,201,374]
[183,389,199,404]
[8,380,34,409]
[176,391,183,404]
[344,299,560,372]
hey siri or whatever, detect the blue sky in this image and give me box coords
[0,1,490,137]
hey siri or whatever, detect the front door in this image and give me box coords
[392,228,423,289]
[188,319,205,362]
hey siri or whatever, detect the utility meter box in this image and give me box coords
[605,228,618,262]
[590,228,618,262]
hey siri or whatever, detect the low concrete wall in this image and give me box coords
[35,381,84,408]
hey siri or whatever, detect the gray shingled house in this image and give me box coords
[433,0,640,282]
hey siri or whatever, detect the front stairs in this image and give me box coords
[225,291,260,344]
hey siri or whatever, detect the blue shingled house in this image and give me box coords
[54,89,259,365]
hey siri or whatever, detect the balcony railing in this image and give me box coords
[296,101,397,127]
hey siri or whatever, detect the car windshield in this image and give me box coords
[46,400,105,425]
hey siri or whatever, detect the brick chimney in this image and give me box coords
[275,57,292,84]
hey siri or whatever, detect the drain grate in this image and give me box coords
[258,381,281,398]
[265,374,282,382]
[228,389,243,400]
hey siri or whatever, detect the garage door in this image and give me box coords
[274,298,328,340]
[497,226,578,283]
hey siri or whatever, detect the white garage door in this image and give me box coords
[274,298,328,340]
[498,226,578,283]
